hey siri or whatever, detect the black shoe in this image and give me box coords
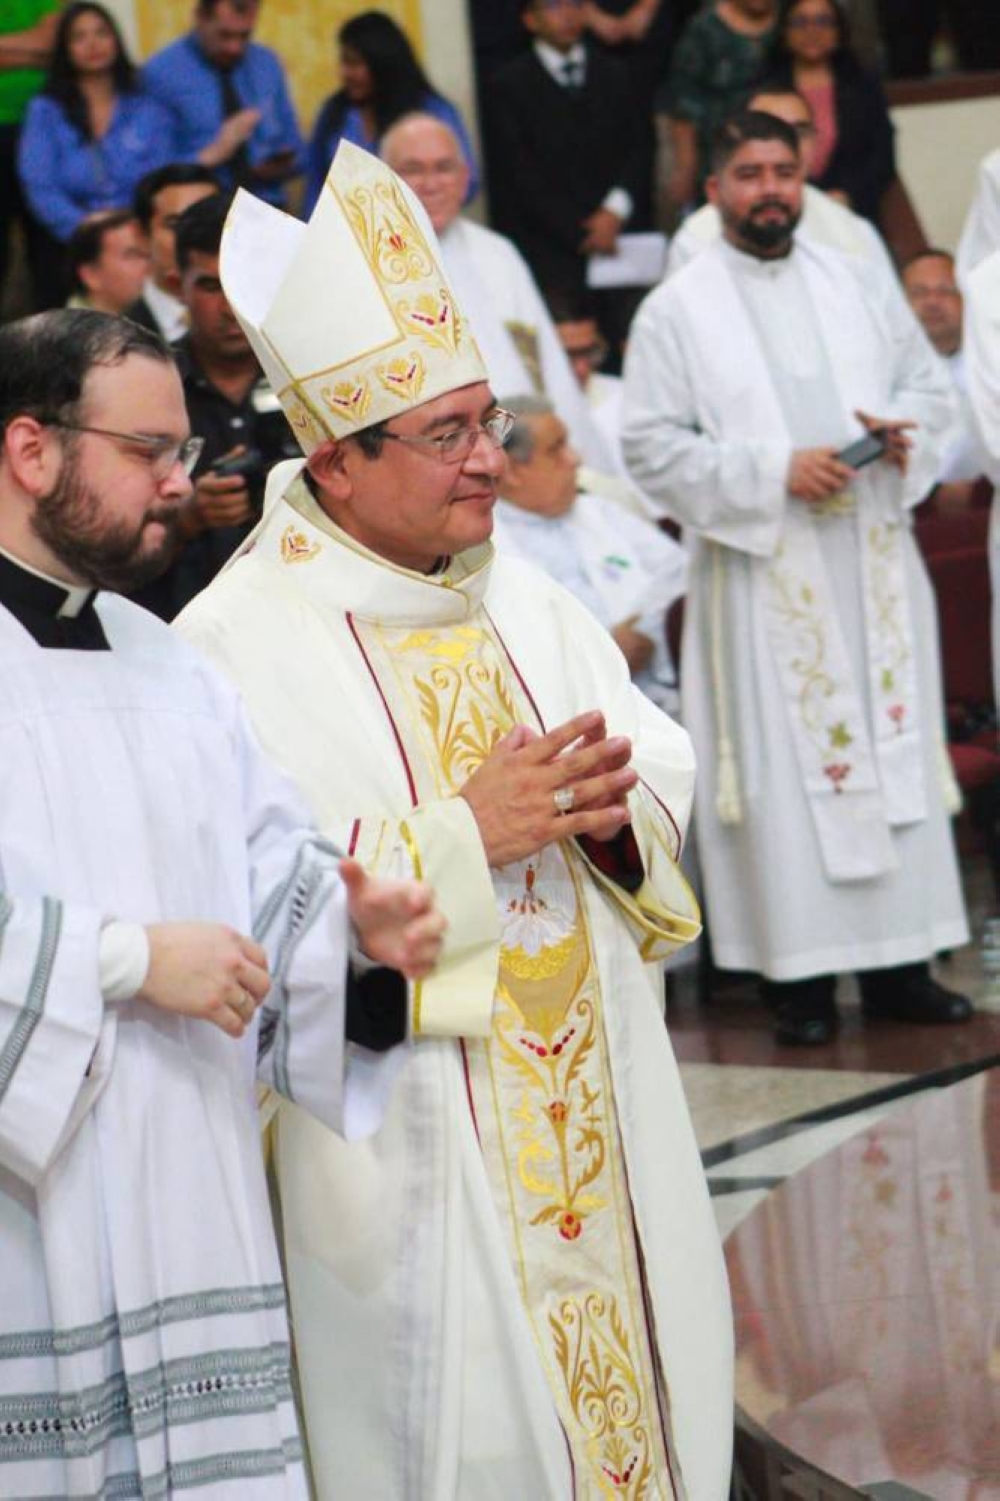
[859,963,973,1025]
[762,975,838,1046]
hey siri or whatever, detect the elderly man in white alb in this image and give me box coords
[176,142,732,1499]
[492,393,687,712]
[623,109,971,1047]
[380,110,613,473]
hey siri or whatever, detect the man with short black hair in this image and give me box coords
[66,209,150,316]
[624,109,971,1044]
[143,192,298,618]
[0,306,443,1497]
[668,84,897,273]
[129,162,220,342]
[143,0,303,206]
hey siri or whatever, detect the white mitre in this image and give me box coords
[220,140,488,454]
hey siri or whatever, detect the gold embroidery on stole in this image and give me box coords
[353,614,676,1499]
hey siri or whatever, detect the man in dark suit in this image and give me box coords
[485,0,645,323]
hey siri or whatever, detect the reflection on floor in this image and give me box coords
[671,851,1000,1243]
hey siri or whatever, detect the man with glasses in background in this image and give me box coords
[178,141,733,1500]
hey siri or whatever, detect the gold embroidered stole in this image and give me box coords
[352,609,679,1500]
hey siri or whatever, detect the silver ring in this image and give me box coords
[553,786,576,815]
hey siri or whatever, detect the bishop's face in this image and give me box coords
[708,139,804,258]
[308,382,508,573]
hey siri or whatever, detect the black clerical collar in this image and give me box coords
[0,548,109,650]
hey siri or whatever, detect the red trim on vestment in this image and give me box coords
[345,611,418,808]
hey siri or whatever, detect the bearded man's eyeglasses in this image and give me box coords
[45,422,205,479]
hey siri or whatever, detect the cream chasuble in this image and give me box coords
[622,237,968,981]
[176,472,733,1501]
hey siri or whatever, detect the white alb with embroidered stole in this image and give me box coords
[622,236,967,980]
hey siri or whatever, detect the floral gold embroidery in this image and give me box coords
[766,546,858,789]
[321,378,372,424]
[342,178,436,286]
[396,289,461,353]
[868,523,912,735]
[378,353,426,404]
[280,526,320,565]
[282,390,325,450]
[550,1292,655,1499]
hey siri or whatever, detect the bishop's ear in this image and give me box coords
[306,436,354,502]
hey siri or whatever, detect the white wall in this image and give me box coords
[893,94,1000,251]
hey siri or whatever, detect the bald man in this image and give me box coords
[381,112,614,473]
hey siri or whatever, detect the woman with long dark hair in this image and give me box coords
[17,3,175,250]
[767,0,895,224]
[303,10,477,215]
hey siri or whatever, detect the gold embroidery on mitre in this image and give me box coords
[396,288,461,354]
[321,378,372,425]
[377,353,426,404]
[342,177,435,287]
[282,390,326,451]
[280,525,321,564]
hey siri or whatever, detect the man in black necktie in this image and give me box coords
[485,0,645,314]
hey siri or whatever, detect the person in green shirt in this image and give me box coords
[1,1,60,315]
[662,0,777,211]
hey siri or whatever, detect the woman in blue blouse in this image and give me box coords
[303,10,478,216]
[18,2,176,253]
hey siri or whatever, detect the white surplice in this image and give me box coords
[963,247,1000,710]
[621,236,967,979]
[0,594,384,1498]
[176,474,734,1501]
[491,491,687,711]
[439,216,614,471]
[957,148,1000,283]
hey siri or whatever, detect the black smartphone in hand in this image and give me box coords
[837,429,887,469]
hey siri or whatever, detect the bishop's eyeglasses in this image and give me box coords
[380,408,515,464]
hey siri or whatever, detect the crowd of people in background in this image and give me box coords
[0,0,998,1050]
[2,4,1000,1493]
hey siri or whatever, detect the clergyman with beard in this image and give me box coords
[0,308,447,1497]
[622,109,972,1046]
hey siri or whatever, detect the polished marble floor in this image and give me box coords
[670,852,1000,1243]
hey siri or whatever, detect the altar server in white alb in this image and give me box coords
[380,110,614,473]
[0,309,444,1499]
[622,110,971,1047]
[177,142,733,1499]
